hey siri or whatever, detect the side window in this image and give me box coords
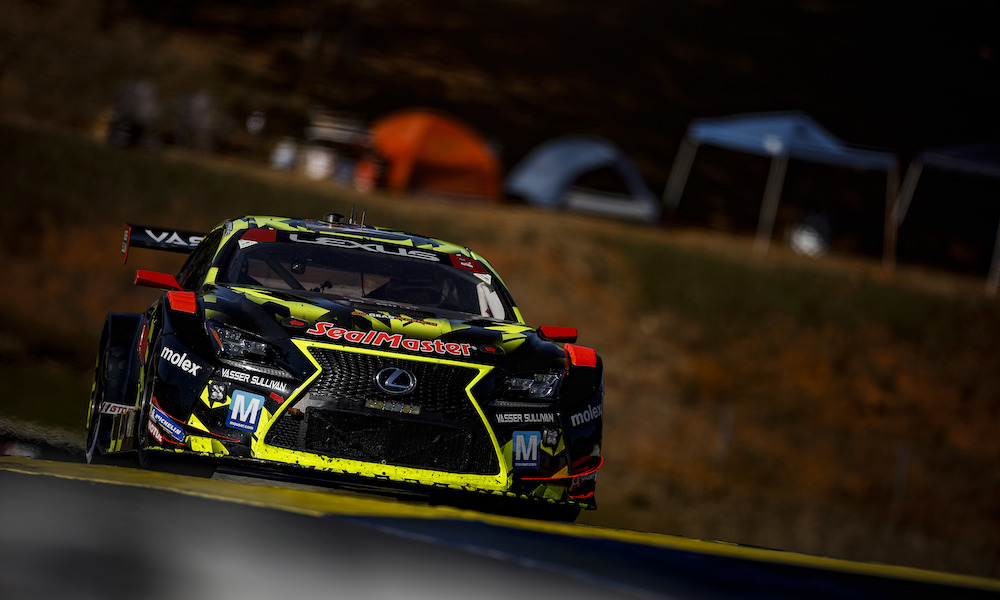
[177,229,223,290]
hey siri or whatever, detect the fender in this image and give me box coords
[87,313,144,459]
[101,312,145,408]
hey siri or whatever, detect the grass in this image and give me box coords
[620,236,997,354]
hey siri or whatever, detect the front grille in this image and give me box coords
[265,347,499,474]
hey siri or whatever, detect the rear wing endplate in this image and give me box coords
[122,222,205,264]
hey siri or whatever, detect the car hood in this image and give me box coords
[202,285,549,365]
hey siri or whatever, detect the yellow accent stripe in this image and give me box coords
[1,456,997,592]
[251,340,507,491]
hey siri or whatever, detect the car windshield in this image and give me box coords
[218,239,513,320]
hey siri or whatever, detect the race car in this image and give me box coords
[86,214,603,520]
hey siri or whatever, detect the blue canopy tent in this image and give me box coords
[891,144,1000,296]
[664,112,899,257]
[506,135,660,224]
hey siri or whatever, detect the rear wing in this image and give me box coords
[122,222,205,264]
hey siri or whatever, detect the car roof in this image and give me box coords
[220,216,474,257]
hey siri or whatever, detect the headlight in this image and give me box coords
[207,322,299,382]
[505,373,562,399]
[208,323,275,361]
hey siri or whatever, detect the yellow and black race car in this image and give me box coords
[87,214,603,520]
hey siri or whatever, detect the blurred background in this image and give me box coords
[1,0,999,579]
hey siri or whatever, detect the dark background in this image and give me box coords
[3,0,999,272]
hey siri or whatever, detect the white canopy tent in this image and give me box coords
[664,112,899,258]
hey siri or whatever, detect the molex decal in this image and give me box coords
[569,404,602,428]
[160,346,203,376]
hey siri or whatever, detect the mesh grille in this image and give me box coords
[265,347,499,474]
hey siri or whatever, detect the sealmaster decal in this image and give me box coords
[306,322,472,357]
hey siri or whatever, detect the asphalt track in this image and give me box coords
[1,456,998,600]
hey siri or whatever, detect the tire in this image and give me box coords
[86,333,128,464]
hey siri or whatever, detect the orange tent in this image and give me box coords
[371,109,502,201]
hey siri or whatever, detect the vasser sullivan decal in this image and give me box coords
[306,322,472,357]
[496,412,555,424]
[219,368,289,393]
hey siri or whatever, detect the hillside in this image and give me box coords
[1,119,999,577]
[3,0,1000,273]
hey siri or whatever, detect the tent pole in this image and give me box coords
[882,163,901,272]
[987,216,1000,298]
[663,137,699,209]
[754,155,788,256]
[894,159,923,226]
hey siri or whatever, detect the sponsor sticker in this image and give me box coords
[144,229,202,248]
[219,368,290,394]
[146,419,164,444]
[305,322,471,357]
[288,233,440,262]
[365,398,421,415]
[160,346,204,376]
[100,402,133,415]
[150,405,184,441]
[569,404,603,428]
[512,431,541,469]
[209,382,227,402]
[227,389,264,432]
[496,412,555,424]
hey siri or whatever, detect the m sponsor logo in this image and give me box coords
[570,404,603,428]
[161,347,203,376]
[227,389,264,432]
[512,431,541,469]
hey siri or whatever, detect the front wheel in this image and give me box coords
[86,336,127,464]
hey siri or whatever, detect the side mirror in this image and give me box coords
[134,269,183,291]
[539,326,578,344]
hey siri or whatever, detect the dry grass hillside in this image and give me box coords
[1,119,999,579]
